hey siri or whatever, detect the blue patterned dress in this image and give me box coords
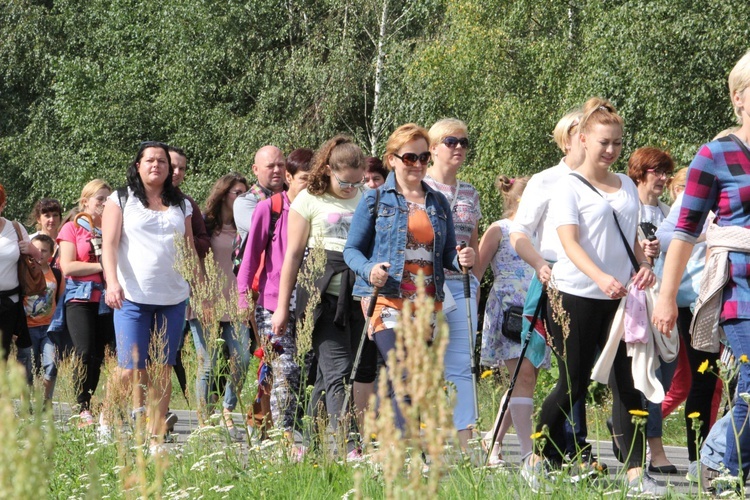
[480,219,549,367]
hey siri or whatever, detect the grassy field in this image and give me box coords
[2,336,702,499]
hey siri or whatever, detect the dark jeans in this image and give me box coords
[677,307,720,462]
[308,294,366,431]
[66,302,114,410]
[539,292,645,468]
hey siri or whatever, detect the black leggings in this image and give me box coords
[678,307,721,461]
[537,292,645,468]
[66,302,114,410]
[0,296,20,360]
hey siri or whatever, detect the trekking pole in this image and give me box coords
[459,241,480,422]
[341,264,387,422]
[485,286,547,466]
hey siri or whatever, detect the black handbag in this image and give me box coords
[502,305,524,343]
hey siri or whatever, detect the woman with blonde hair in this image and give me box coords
[654,50,750,488]
[57,178,114,426]
[474,174,542,465]
[526,98,659,495]
[344,123,475,431]
[423,117,482,450]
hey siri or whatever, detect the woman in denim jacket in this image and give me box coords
[344,123,475,430]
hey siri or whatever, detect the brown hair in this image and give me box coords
[496,175,529,219]
[28,198,63,229]
[203,172,249,235]
[627,147,674,185]
[383,123,431,170]
[307,136,365,196]
[579,97,624,134]
[0,183,7,210]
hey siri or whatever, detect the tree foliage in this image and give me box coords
[0,0,748,227]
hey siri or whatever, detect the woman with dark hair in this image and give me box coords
[364,157,388,190]
[57,179,114,426]
[28,198,63,266]
[189,172,249,432]
[271,136,374,458]
[526,98,659,495]
[627,147,677,474]
[101,141,195,454]
[344,123,475,431]
[654,50,750,489]
[0,183,41,361]
[239,148,312,451]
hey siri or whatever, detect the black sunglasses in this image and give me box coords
[442,136,470,149]
[393,152,431,167]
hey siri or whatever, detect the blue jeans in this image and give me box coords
[646,356,678,438]
[189,319,251,412]
[720,319,750,479]
[444,277,479,431]
[113,300,186,369]
[16,325,57,385]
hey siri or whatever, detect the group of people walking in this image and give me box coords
[1,49,750,496]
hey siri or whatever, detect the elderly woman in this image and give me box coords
[57,179,114,426]
[626,147,677,474]
[423,118,481,450]
[102,141,195,454]
[654,50,750,489]
[0,183,41,360]
[344,123,475,431]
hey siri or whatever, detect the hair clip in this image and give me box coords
[509,178,515,185]
[598,105,608,112]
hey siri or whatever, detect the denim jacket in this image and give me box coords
[48,279,111,333]
[344,172,460,301]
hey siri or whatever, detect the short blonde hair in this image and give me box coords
[552,109,583,153]
[729,50,750,124]
[384,124,430,170]
[428,118,468,148]
[78,179,112,211]
[666,167,688,203]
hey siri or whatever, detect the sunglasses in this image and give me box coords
[442,136,470,149]
[332,171,366,189]
[393,152,431,167]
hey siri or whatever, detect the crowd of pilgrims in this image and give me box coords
[2,50,750,498]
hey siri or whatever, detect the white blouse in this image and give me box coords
[109,189,192,305]
[0,219,29,302]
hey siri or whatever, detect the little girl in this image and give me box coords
[475,175,546,465]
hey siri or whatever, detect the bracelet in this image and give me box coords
[639,260,652,269]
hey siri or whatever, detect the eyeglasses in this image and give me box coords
[393,152,431,167]
[646,168,670,178]
[228,190,246,196]
[331,171,366,189]
[442,136,470,149]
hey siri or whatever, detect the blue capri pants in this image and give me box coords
[114,300,186,369]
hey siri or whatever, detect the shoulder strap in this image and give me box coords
[569,173,640,272]
[267,192,284,244]
[728,134,750,163]
[52,267,62,290]
[117,187,128,211]
[11,221,23,243]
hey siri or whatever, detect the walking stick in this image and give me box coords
[484,286,548,466]
[341,265,386,422]
[459,241,480,422]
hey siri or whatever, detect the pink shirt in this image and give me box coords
[57,221,103,303]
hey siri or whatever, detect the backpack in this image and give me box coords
[116,187,186,216]
[232,192,284,278]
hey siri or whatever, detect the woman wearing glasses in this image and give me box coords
[626,147,677,474]
[344,123,475,431]
[189,173,250,432]
[271,136,375,458]
[57,179,114,427]
[423,118,481,450]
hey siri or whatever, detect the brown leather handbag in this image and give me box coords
[11,221,47,296]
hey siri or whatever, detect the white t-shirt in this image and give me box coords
[109,189,192,305]
[510,159,572,261]
[550,173,640,300]
[0,219,29,301]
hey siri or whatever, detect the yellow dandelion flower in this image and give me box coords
[629,409,649,417]
[481,369,494,379]
[370,433,377,440]
[688,412,701,419]
[698,359,709,374]
[420,422,427,429]
[530,432,544,440]
[741,355,749,364]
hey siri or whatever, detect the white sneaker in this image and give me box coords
[626,471,667,498]
[520,455,547,493]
